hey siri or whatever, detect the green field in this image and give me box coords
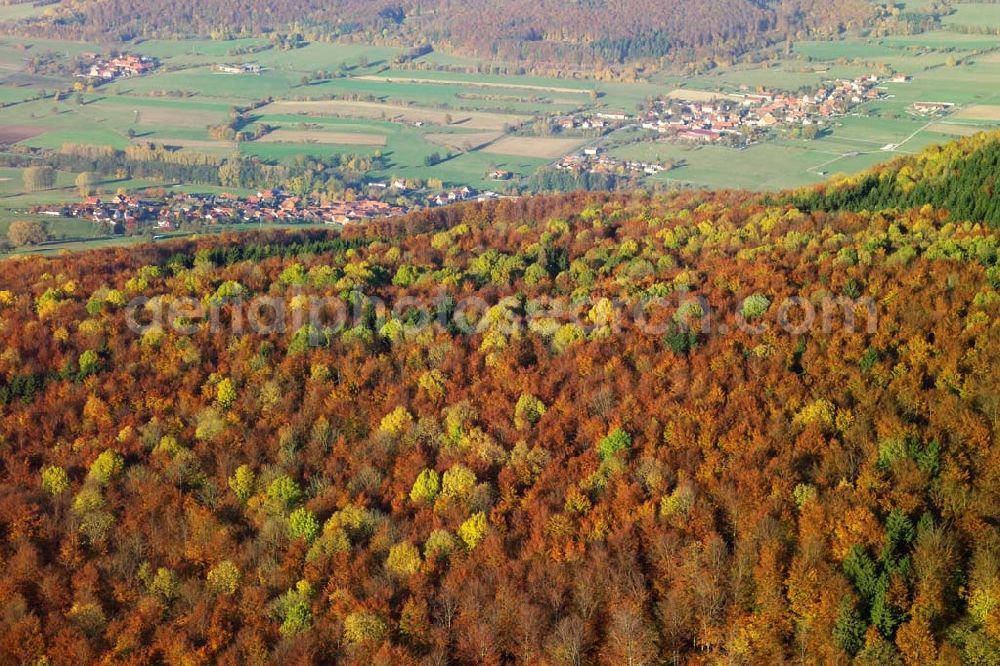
[943,3,1000,29]
[795,40,902,61]
[0,20,997,251]
[0,3,48,21]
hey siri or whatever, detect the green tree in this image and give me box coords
[417,369,446,400]
[206,560,241,594]
[597,428,631,461]
[23,166,55,192]
[344,612,388,644]
[379,405,414,435]
[392,264,421,287]
[228,464,255,501]
[216,377,237,409]
[741,293,771,320]
[277,581,313,636]
[267,475,302,508]
[78,349,100,378]
[6,220,48,246]
[664,323,697,354]
[386,541,422,576]
[148,567,179,601]
[552,323,585,353]
[409,468,440,504]
[88,449,123,485]
[75,171,97,197]
[41,465,69,495]
[514,393,546,429]
[441,464,477,501]
[288,507,320,543]
[424,529,457,560]
[459,511,488,549]
[832,597,866,656]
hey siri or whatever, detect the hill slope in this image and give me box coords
[5,0,873,65]
[1,135,1000,663]
[787,131,1000,227]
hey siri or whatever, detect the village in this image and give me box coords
[638,74,895,143]
[29,183,502,234]
[544,73,898,177]
[553,73,895,146]
[555,148,670,178]
[76,53,159,83]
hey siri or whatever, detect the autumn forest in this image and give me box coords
[6,0,873,66]
[1,133,1000,664]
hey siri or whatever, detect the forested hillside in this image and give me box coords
[2,134,1000,664]
[5,0,873,65]
[788,131,1000,227]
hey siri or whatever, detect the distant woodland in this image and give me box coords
[1,133,1000,663]
[5,0,874,66]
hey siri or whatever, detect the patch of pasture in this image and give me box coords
[108,66,298,99]
[481,136,584,159]
[132,137,236,151]
[20,125,130,151]
[665,88,742,102]
[685,65,833,92]
[255,129,387,145]
[133,38,271,60]
[239,141,376,161]
[357,74,594,96]
[381,149,547,189]
[88,99,226,128]
[250,42,403,71]
[0,123,45,142]
[924,122,985,136]
[943,4,1000,29]
[300,76,578,114]
[954,104,1000,121]
[0,85,40,103]
[263,99,527,130]
[880,31,1000,50]
[423,131,501,151]
[795,40,901,60]
[0,2,49,20]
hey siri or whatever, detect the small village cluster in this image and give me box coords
[546,74,899,176]
[555,149,668,177]
[553,74,897,149]
[215,63,263,75]
[35,192,404,232]
[552,111,629,131]
[32,185,501,233]
[911,101,955,115]
[638,74,895,142]
[77,53,159,82]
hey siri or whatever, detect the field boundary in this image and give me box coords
[355,74,594,95]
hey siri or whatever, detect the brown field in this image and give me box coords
[953,105,1000,121]
[0,124,46,143]
[481,136,585,159]
[925,122,984,137]
[264,100,527,131]
[666,88,742,102]
[423,131,501,150]
[123,106,225,128]
[133,137,236,151]
[355,74,593,96]
[256,129,387,145]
